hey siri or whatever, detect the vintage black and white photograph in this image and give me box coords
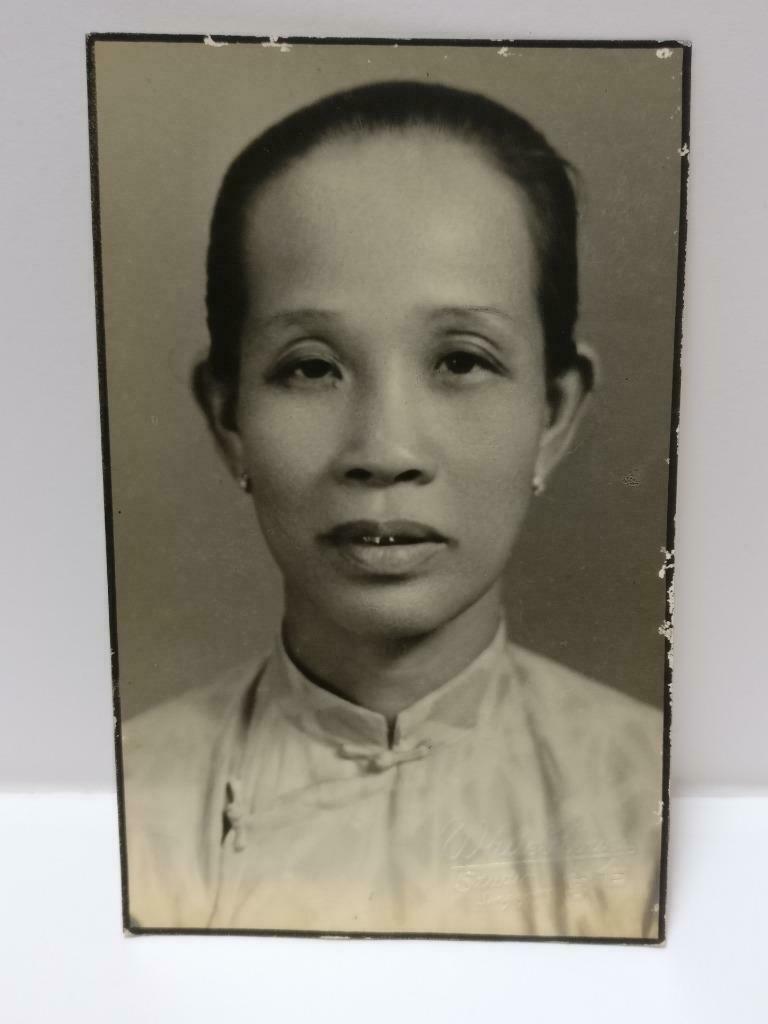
[88,37,686,941]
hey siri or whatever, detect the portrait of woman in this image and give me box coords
[92,42,681,941]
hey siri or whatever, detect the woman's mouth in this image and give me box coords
[320,520,449,575]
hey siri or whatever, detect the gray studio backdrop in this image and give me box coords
[93,41,682,718]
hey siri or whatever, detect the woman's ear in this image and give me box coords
[192,361,245,482]
[534,346,597,487]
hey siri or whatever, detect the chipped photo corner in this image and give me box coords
[88,36,687,942]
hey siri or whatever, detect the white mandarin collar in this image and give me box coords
[268,622,510,758]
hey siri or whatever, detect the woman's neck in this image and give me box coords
[281,586,503,724]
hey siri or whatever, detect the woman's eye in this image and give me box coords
[294,358,336,379]
[274,356,341,387]
[437,351,497,378]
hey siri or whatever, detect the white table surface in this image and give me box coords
[1,791,766,1022]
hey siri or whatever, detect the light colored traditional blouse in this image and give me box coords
[123,625,664,938]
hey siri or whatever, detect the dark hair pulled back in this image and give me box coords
[204,80,582,396]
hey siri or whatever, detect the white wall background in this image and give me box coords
[2,0,766,793]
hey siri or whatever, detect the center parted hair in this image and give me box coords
[203,80,583,400]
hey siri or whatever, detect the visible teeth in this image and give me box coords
[361,535,399,546]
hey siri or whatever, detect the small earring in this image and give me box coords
[238,472,251,494]
[532,474,545,497]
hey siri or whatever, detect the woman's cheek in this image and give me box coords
[450,392,542,477]
[242,400,335,495]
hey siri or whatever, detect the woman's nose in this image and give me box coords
[343,458,432,487]
[335,391,437,487]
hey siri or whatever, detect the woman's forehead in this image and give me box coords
[240,128,540,319]
[246,126,530,227]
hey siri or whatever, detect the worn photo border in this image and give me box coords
[86,33,690,943]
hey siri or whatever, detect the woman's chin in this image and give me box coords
[302,575,495,643]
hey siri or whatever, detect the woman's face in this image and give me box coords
[217,129,578,640]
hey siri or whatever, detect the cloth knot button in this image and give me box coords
[338,741,432,773]
[223,778,250,852]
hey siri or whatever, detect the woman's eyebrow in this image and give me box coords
[250,305,527,344]
[427,305,524,330]
[251,308,341,334]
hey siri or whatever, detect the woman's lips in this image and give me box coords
[320,520,449,575]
